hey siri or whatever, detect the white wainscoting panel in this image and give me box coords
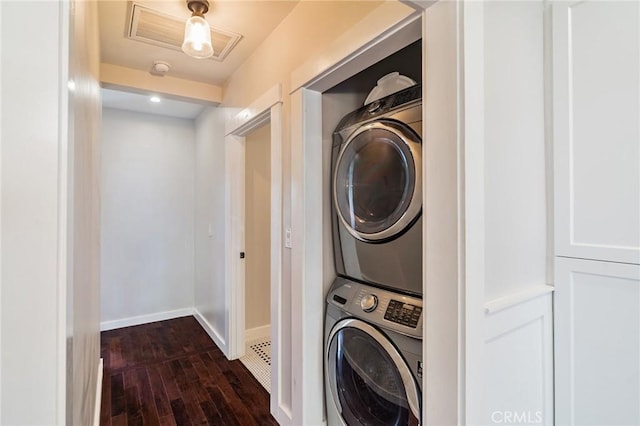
[555,257,640,425]
[553,1,640,265]
[483,291,554,425]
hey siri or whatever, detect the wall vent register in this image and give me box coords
[128,3,242,62]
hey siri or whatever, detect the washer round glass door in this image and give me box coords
[326,318,421,426]
[333,120,422,242]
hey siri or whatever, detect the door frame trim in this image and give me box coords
[289,1,466,424]
[224,83,287,422]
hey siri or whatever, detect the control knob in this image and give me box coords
[360,294,378,312]
[367,100,382,114]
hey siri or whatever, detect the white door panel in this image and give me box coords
[555,257,640,425]
[553,1,640,264]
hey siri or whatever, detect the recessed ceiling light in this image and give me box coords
[150,96,161,103]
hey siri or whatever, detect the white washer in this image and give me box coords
[325,278,422,425]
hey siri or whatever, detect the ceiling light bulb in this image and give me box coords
[182,15,213,59]
[150,96,161,103]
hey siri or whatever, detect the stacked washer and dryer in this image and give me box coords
[325,78,424,426]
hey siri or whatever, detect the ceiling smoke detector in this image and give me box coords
[150,61,171,76]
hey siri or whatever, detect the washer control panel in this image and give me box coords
[327,277,423,338]
[384,300,422,328]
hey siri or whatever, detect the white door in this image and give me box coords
[553,2,640,423]
[244,124,272,338]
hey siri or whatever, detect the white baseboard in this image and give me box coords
[93,358,103,426]
[100,308,194,331]
[245,324,270,342]
[193,309,227,355]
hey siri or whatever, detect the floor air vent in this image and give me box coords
[128,3,242,62]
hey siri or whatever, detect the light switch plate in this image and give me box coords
[285,228,292,249]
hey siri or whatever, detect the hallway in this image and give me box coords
[99,317,277,425]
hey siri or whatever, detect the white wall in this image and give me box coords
[1,2,63,422]
[101,108,195,327]
[0,3,3,417]
[483,0,547,301]
[221,3,394,421]
[464,1,553,424]
[67,1,103,425]
[244,124,271,331]
[194,106,227,344]
[420,3,466,422]
[222,2,384,109]
[1,1,102,424]
[482,2,552,422]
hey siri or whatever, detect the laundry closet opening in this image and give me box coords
[320,38,423,298]
[319,38,425,425]
[239,122,273,391]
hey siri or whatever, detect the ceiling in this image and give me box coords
[98,0,299,87]
[101,88,206,119]
[99,1,299,117]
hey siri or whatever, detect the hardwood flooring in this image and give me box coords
[100,316,278,426]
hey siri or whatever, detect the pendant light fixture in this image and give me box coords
[182,0,213,59]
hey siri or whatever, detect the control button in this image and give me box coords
[360,294,378,312]
[367,100,382,114]
[384,299,423,328]
[332,295,347,305]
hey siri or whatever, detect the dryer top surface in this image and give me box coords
[334,84,422,138]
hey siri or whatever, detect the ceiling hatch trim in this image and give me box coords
[128,2,242,62]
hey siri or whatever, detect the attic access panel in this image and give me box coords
[128,2,242,62]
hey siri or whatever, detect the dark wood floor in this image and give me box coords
[100,316,278,426]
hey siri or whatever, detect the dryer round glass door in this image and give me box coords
[326,318,421,425]
[333,120,422,242]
